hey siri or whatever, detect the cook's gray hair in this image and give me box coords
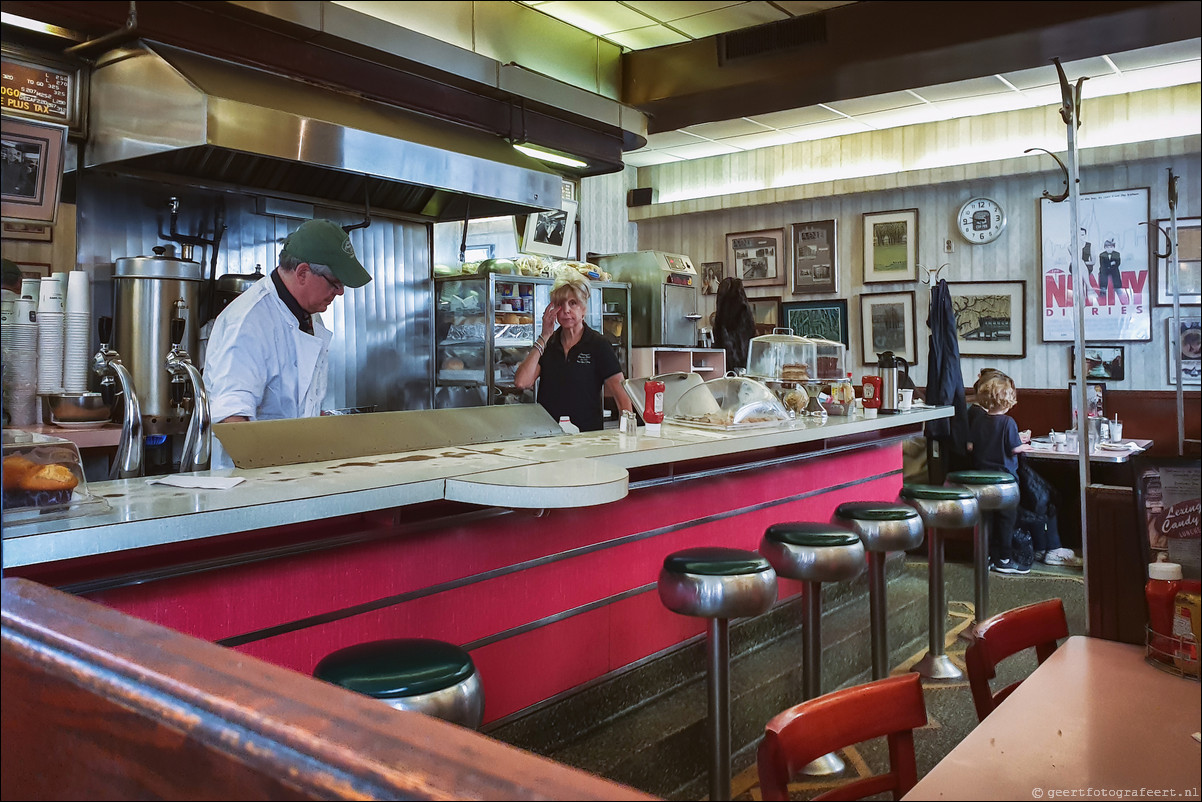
[280,252,334,280]
[550,270,591,305]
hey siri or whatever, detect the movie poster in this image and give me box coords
[1040,188,1151,341]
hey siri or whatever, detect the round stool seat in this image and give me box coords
[945,470,1020,511]
[760,522,865,584]
[832,501,925,552]
[314,638,484,729]
[658,546,777,619]
[899,484,980,529]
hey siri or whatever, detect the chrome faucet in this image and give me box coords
[165,305,211,472]
[93,315,144,479]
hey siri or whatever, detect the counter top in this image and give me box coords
[2,406,950,569]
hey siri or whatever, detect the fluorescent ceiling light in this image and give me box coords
[0,11,84,40]
[513,143,588,169]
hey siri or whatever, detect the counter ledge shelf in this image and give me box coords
[4,403,949,729]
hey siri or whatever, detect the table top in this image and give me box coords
[1024,438,1153,464]
[904,636,1201,800]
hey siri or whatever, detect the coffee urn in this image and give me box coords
[876,351,902,414]
[112,246,203,434]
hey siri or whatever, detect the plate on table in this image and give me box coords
[51,420,111,429]
[1098,442,1134,451]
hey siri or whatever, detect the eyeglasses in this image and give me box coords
[311,268,343,293]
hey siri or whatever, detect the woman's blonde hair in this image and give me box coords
[976,374,1017,412]
[550,268,591,305]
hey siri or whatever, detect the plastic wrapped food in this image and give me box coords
[669,376,790,430]
[2,430,108,524]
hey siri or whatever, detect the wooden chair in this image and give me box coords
[964,598,1069,722]
[757,673,928,801]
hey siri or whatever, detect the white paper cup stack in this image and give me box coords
[62,270,93,392]
[20,277,40,300]
[36,276,66,395]
[2,295,40,425]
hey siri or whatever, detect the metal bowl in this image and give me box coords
[43,392,112,424]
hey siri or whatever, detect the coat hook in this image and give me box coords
[918,262,949,285]
[1141,221,1173,260]
[1024,147,1070,203]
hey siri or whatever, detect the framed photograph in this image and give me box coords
[726,229,785,287]
[946,280,1026,358]
[1069,382,1106,421]
[1,117,67,224]
[748,296,782,336]
[700,262,724,295]
[1040,187,1151,341]
[519,199,577,259]
[0,219,52,241]
[1167,316,1201,385]
[862,208,918,284]
[1069,345,1125,381]
[782,299,849,347]
[13,261,51,280]
[1154,216,1200,307]
[790,219,837,293]
[860,291,916,365]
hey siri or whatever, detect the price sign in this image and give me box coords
[1,47,85,136]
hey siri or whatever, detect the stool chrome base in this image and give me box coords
[913,651,964,680]
[803,752,846,776]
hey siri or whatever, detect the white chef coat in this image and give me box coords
[203,275,332,468]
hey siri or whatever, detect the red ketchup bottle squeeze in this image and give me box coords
[862,376,882,416]
[643,379,665,434]
[1146,561,1182,663]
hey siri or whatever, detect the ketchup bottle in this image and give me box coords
[1146,561,1182,663]
[862,376,882,415]
[643,379,665,434]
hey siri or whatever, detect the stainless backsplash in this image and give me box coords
[75,175,433,414]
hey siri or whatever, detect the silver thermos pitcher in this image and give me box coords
[877,351,900,414]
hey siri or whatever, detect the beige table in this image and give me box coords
[1025,438,1153,464]
[905,636,1201,800]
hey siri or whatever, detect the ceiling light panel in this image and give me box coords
[910,75,1015,103]
[782,117,875,142]
[1108,38,1201,71]
[747,105,844,128]
[823,90,929,116]
[717,129,804,151]
[681,118,775,139]
[622,1,737,25]
[606,25,690,49]
[623,150,686,167]
[668,3,790,39]
[660,140,743,160]
[643,130,714,148]
[531,0,655,36]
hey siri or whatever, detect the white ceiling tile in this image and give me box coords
[1109,38,1201,71]
[929,92,1036,120]
[782,117,875,141]
[681,118,774,138]
[644,130,713,148]
[533,1,658,36]
[659,140,743,159]
[774,1,857,15]
[853,103,948,129]
[621,1,742,25]
[623,150,687,167]
[824,91,928,116]
[747,105,843,128]
[606,25,690,49]
[670,4,791,39]
[911,76,1013,103]
[715,129,804,150]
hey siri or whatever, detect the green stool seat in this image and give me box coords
[314,638,484,729]
[946,470,1021,629]
[900,484,979,530]
[833,501,925,552]
[761,522,864,585]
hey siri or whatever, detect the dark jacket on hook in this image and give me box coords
[925,278,970,473]
[714,276,756,371]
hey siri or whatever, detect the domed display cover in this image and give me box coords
[2,430,109,524]
[746,330,816,383]
[669,376,790,430]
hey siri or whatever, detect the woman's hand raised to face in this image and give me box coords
[541,303,559,338]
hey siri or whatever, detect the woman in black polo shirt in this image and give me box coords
[514,269,634,431]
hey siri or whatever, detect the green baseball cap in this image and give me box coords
[281,219,371,288]
[2,257,23,287]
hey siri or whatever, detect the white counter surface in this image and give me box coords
[2,406,949,569]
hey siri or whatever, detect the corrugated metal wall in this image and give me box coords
[75,175,432,414]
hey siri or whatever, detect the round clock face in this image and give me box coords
[957,197,1006,243]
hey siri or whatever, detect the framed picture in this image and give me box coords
[726,229,785,287]
[700,262,724,295]
[519,199,577,259]
[1154,216,1200,307]
[1069,381,1106,421]
[1,219,53,241]
[860,291,916,365]
[1167,315,1201,385]
[782,299,849,346]
[1040,187,1151,341]
[862,209,918,284]
[790,219,837,293]
[748,296,782,336]
[1,117,67,224]
[1069,345,1125,381]
[14,261,51,280]
[946,280,1026,358]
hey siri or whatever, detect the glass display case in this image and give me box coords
[2,429,109,524]
[434,274,630,410]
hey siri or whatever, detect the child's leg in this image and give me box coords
[990,506,1019,564]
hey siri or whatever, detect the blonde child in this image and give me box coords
[968,374,1028,574]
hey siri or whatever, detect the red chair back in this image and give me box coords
[965,598,1068,721]
[757,673,927,801]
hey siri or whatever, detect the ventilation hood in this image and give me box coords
[83,42,563,220]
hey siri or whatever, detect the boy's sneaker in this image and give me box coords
[990,558,1030,575]
[1042,548,1083,568]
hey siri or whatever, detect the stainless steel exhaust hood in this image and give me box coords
[83,41,563,220]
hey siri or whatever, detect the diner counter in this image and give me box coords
[2,406,951,570]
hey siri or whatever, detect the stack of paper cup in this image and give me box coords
[20,277,40,300]
[2,295,40,425]
[36,276,66,395]
[62,270,93,392]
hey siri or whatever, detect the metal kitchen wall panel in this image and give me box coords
[74,175,433,414]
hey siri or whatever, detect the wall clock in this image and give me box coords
[957,197,1006,244]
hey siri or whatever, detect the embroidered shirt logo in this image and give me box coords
[576,353,592,365]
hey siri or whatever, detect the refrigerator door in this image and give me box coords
[662,283,700,346]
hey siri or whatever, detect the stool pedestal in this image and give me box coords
[900,484,980,681]
[946,470,1021,628]
[659,546,777,802]
[760,523,865,776]
[831,502,924,681]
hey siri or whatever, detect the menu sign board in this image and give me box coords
[1,47,84,135]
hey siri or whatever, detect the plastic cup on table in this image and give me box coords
[1109,421,1123,443]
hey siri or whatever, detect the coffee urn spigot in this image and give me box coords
[165,307,211,472]
[93,315,144,479]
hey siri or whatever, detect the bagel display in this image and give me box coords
[2,452,82,510]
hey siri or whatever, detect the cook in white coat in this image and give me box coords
[203,219,372,468]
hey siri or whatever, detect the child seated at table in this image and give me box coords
[968,373,1030,575]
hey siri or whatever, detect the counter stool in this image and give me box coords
[659,546,778,802]
[313,638,484,729]
[898,484,980,680]
[831,502,925,681]
[759,522,865,776]
[945,470,1020,630]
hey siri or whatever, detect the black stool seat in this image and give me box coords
[314,638,483,729]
